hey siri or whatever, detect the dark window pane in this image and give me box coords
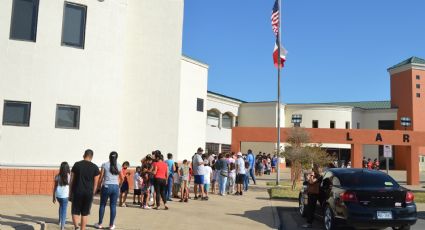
[62,3,87,48]
[206,143,219,155]
[330,121,335,129]
[417,93,421,98]
[10,0,39,41]
[3,101,31,126]
[416,84,420,89]
[221,144,231,153]
[339,171,399,188]
[312,120,318,128]
[417,75,421,80]
[222,113,232,129]
[56,105,80,129]
[345,121,350,129]
[196,98,204,112]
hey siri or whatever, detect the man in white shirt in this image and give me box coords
[192,147,205,200]
[235,152,246,196]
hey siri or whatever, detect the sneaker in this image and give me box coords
[109,225,116,230]
[133,201,137,204]
[94,223,103,229]
[234,192,240,196]
[194,196,199,200]
[144,205,152,209]
[184,198,188,202]
[301,223,313,228]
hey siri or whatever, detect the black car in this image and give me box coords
[298,168,417,230]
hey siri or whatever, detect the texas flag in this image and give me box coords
[273,39,287,68]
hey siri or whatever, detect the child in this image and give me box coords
[119,161,130,207]
[52,162,70,230]
[179,159,190,202]
[133,166,142,205]
[211,159,217,194]
[203,160,212,200]
[228,162,236,194]
[140,169,151,209]
[172,162,181,198]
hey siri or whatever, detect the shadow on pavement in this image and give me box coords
[418,211,425,220]
[227,206,276,229]
[0,214,44,229]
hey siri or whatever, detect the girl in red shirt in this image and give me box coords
[152,153,169,210]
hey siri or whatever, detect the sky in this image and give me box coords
[182,0,425,103]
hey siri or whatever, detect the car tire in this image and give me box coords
[392,226,411,230]
[323,205,337,230]
[299,193,306,217]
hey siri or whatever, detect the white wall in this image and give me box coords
[177,57,208,161]
[0,0,127,166]
[205,93,241,147]
[120,0,184,164]
[238,102,277,127]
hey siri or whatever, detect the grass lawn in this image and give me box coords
[413,191,425,203]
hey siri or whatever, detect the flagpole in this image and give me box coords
[276,0,282,186]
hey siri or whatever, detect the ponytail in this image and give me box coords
[109,151,119,175]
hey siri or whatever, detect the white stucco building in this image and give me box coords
[0,0,208,167]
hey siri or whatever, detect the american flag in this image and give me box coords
[271,0,279,36]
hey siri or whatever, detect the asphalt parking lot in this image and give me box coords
[277,205,425,230]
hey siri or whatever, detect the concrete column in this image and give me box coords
[232,116,236,127]
[351,144,363,168]
[219,113,223,129]
[406,145,420,185]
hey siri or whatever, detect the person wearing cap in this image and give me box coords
[192,147,206,200]
[235,152,246,196]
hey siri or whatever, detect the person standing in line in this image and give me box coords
[69,149,100,230]
[302,165,322,228]
[271,154,277,173]
[165,153,176,202]
[133,166,142,205]
[95,152,123,230]
[215,153,229,196]
[235,152,246,196]
[246,150,256,185]
[119,161,130,207]
[179,159,190,202]
[192,147,206,200]
[53,162,70,230]
[227,162,236,194]
[152,153,169,210]
[203,160,212,200]
[172,162,181,198]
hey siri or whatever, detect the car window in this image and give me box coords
[338,171,399,188]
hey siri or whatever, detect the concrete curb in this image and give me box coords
[269,199,282,230]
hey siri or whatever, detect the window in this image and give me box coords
[221,144,231,153]
[55,104,80,129]
[417,84,421,89]
[417,93,421,98]
[357,122,360,129]
[207,110,219,127]
[62,2,87,48]
[222,113,232,129]
[196,98,204,112]
[206,143,219,155]
[10,0,39,41]
[345,121,350,129]
[330,120,335,129]
[312,120,318,128]
[417,75,421,80]
[2,100,31,126]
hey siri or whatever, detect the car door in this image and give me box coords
[317,172,332,217]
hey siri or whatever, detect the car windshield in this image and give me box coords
[338,171,399,188]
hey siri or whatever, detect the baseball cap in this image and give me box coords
[204,159,209,164]
[237,152,242,157]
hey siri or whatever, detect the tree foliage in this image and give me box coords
[281,128,335,190]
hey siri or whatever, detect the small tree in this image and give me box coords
[281,128,335,190]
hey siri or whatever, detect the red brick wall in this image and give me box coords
[0,168,58,195]
[0,168,136,196]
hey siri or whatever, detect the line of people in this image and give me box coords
[51,148,262,230]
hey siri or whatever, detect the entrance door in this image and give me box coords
[420,155,425,172]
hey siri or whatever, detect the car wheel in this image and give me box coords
[324,205,336,230]
[299,193,306,217]
[392,226,411,230]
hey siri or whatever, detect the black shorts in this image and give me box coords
[71,193,93,216]
[236,174,246,184]
[134,189,141,195]
[121,181,129,193]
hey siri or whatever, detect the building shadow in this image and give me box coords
[227,206,278,229]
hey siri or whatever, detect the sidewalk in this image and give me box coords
[0,176,280,230]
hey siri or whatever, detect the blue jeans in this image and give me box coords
[244,173,249,191]
[99,184,119,227]
[166,174,173,200]
[249,168,256,184]
[57,197,68,229]
[218,174,228,195]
